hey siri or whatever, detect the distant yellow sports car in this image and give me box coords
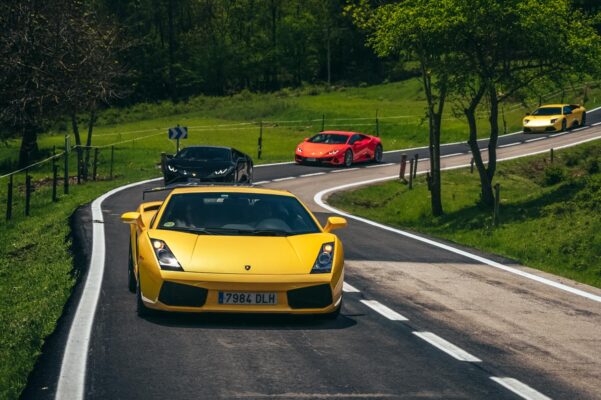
[121,186,347,318]
[523,104,586,133]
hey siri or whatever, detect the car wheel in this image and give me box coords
[581,112,587,127]
[136,274,152,317]
[344,150,353,168]
[374,144,383,163]
[128,243,136,293]
[561,119,567,132]
[321,301,342,320]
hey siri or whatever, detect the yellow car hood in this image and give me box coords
[525,115,560,121]
[149,230,331,274]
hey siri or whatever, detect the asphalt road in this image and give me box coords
[22,111,601,400]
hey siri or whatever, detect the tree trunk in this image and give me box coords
[83,107,96,180]
[71,112,83,181]
[18,123,39,167]
[167,0,176,101]
[464,85,494,206]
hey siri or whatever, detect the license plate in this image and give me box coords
[218,292,277,305]
[306,158,316,162]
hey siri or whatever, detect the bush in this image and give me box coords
[543,165,567,185]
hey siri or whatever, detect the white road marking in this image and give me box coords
[592,122,601,127]
[525,137,545,143]
[331,168,359,173]
[498,142,521,148]
[253,180,270,185]
[413,332,481,362]
[343,282,360,293]
[366,163,395,168]
[491,377,551,400]
[440,152,464,158]
[549,132,566,137]
[300,172,326,177]
[55,177,163,400]
[272,176,295,182]
[571,127,586,132]
[255,161,295,167]
[315,134,601,303]
[360,300,408,321]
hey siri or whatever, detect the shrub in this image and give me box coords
[543,165,567,186]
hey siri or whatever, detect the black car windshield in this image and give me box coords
[176,147,231,161]
[532,107,561,116]
[158,193,320,236]
[308,134,349,144]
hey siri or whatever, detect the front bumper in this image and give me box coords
[523,122,561,133]
[164,172,235,184]
[139,270,343,314]
[295,153,344,165]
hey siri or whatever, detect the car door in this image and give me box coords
[563,105,575,127]
[350,134,370,160]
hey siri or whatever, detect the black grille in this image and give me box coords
[287,284,333,309]
[158,281,208,307]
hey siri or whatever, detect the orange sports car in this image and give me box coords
[295,131,383,167]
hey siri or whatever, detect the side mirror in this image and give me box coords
[121,212,141,224]
[166,154,174,159]
[324,216,347,233]
[525,112,530,116]
[303,137,309,142]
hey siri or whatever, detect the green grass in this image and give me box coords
[329,141,601,288]
[0,79,599,398]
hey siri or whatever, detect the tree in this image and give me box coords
[452,0,601,206]
[349,0,463,216]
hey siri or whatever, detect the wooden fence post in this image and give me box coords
[25,173,31,216]
[399,154,407,182]
[92,147,99,181]
[409,158,414,189]
[493,183,501,226]
[6,175,13,221]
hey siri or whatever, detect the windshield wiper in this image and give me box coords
[162,226,213,235]
[247,229,289,236]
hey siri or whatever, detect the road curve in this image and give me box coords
[22,113,601,400]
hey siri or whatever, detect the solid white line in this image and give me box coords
[440,152,464,158]
[360,300,408,321]
[498,142,520,148]
[549,132,566,137]
[315,134,601,303]
[55,177,162,400]
[253,180,270,185]
[343,282,360,293]
[255,161,294,167]
[331,168,359,173]
[525,137,545,143]
[366,163,395,168]
[413,332,481,362]
[491,377,551,400]
[272,176,295,182]
[300,172,326,177]
[592,122,601,127]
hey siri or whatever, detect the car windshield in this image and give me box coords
[532,107,561,116]
[158,193,320,236]
[308,134,349,144]
[176,147,231,161]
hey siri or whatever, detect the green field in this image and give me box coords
[329,141,601,289]
[0,79,599,399]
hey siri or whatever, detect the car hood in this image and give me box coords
[149,230,333,274]
[297,142,346,156]
[167,159,233,172]
[524,115,560,121]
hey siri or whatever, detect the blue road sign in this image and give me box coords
[168,126,188,139]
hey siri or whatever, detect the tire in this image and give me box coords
[561,119,567,132]
[128,243,136,293]
[581,112,587,127]
[343,150,353,168]
[136,274,152,317]
[321,301,342,320]
[374,144,383,163]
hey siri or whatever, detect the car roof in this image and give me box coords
[319,131,362,136]
[168,186,295,197]
[180,145,232,150]
[538,104,570,108]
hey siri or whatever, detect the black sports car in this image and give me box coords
[162,146,253,185]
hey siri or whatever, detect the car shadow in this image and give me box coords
[141,310,359,330]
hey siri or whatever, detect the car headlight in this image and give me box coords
[151,239,183,271]
[311,242,334,274]
[550,118,558,124]
[524,119,530,124]
[327,149,340,155]
[213,168,229,175]
[167,165,177,172]
[297,147,303,153]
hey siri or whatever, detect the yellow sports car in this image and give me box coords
[523,104,586,133]
[121,186,347,318]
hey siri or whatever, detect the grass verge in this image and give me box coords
[329,141,601,288]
